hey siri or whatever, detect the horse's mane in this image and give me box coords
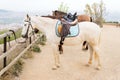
[30,16,58,29]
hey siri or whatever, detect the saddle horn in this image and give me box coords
[73,12,77,16]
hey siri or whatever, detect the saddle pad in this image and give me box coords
[55,20,79,37]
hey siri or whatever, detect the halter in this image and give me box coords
[24,20,34,38]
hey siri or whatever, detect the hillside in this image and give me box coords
[0,9,25,24]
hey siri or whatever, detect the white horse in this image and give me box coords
[22,15,101,70]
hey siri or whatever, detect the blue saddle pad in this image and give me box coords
[55,20,79,37]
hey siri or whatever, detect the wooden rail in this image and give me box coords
[0,28,42,76]
[0,28,21,39]
[0,36,39,76]
[0,28,22,68]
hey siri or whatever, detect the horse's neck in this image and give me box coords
[33,16,58,42]
[39,21,56,38]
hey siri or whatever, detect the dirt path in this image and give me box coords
[19,27,120,80]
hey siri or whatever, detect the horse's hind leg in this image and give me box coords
[82,41,88,50]
[93,46,101,70]
[87,45,93,66]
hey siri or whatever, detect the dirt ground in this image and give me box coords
[19,26,120,80]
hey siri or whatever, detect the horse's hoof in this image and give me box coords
[85,64,90,67]
[96,65,101,70]
[85,61,92,67]
[56,64,60,68]
[88,61,92,64]
[52,66,57,70]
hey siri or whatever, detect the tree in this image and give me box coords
[58,2,69,13]
[84,0,106,27]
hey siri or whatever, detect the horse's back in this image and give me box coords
[79,22,101,33]
[77,15,90,22]
[78,22,101,44]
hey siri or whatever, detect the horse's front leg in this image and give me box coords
[51,44,60,70]
[93,46,101,70]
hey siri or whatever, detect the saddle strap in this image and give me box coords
[58,21,70,54]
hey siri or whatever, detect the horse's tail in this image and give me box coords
[90,17,92,22]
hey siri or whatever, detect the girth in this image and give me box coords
[58,21,71,54]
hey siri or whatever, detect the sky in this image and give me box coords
[0,0,120,21]
[0,0,119,12]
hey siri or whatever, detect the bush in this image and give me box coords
[36,34,46,45]
[11,59,24,76]
[32,45,41,53]
[0,59,24,80]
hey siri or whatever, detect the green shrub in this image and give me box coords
[36,34,46,45]
[1,59,24,80]
[11,59,24,76]
[32,45,41,53]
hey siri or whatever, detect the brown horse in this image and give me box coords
[77,14,92,22]
[45,10,92,23]
[52,10,67,19]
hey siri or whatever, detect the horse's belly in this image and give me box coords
[63,37,82,46]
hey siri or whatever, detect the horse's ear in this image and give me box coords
[26,14,29,18]
[26,14,31,21]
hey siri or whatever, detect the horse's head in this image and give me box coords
[21,14,39,38]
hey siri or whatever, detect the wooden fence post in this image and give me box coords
[3,37,7,68]
[29,37,32,44]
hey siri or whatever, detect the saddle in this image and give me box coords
[56,12,79,37]
[55,12,79,54]
[56,20,79,37]
[63,12,77,22]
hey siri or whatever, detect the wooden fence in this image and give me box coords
[0,28,41,76]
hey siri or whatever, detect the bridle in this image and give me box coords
[24,20,34,38]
